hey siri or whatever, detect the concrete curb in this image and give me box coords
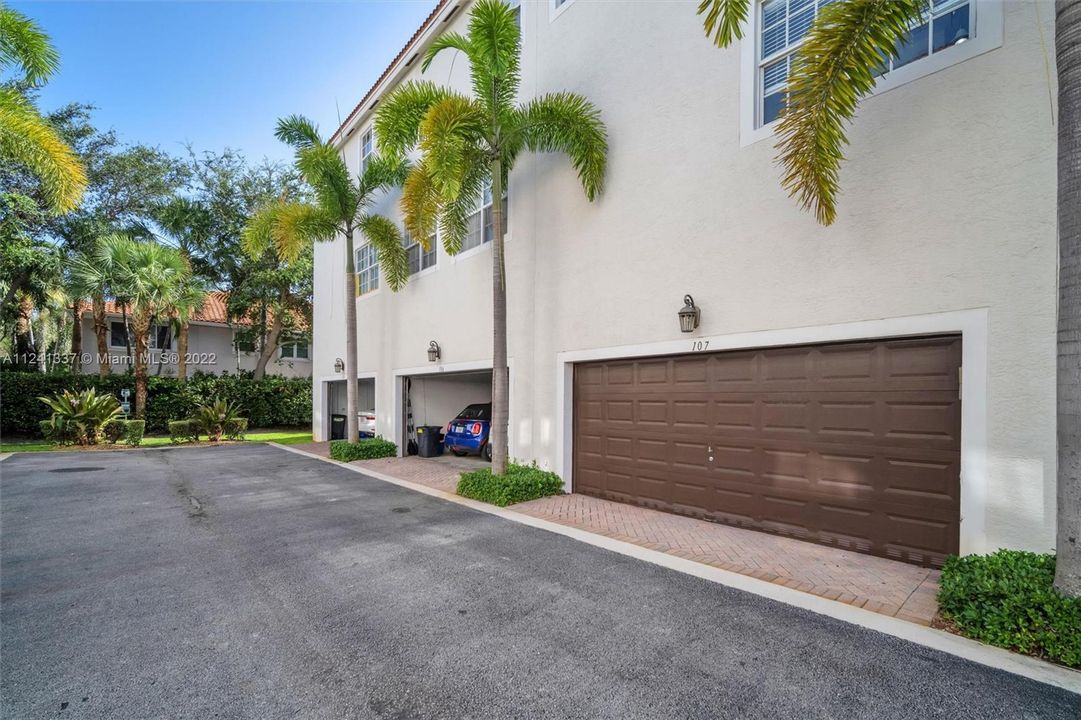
[269,442,1081,695]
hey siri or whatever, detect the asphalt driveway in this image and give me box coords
[1,445,1077,719]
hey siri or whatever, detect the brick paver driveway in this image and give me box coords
[1,445,1077,719]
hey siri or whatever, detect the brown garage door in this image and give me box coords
[573,335,961,567]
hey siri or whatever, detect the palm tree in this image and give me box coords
[155,197,211,382]
[697,0,1080,596]
[0,4,86,213]
[375,0,608,474]
[243,124,410,442]
[114,239,188,418]
[1054,0,1080,597]
[165,278,208,382]
[69,234,130,378]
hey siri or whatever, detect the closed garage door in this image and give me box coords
[573,335,961,567]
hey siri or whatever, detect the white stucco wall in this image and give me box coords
[312,0,1057,555]
[78,316,312,378]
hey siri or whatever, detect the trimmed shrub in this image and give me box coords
[938,550,1081,668]
[124,420,145,446]
[224,417,248,441]
[103,420,126,444]
[456,462,564,507]
[168,420,199,444]
[1,370,311,437]
[329,437,397,462]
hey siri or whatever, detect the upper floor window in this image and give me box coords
[355,243,380,295]
[756,0,974,127]
[280,339,309,360]
[360,128,374,174]
[550,0,575,21]
[402,229,437,275]
[461,178,509,253]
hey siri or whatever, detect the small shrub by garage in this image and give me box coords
[937,549,1081,668]
[456,462,564,507]
[329,437,397,462]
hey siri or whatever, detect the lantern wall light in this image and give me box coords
[427,340,441,362]
[334,358,345,373]
[678,295,700,333]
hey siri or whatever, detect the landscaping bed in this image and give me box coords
[456,462,564,507]
[936,549,1081,669]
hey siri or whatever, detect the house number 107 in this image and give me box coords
[691,340,710,352]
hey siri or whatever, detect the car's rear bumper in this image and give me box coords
[444,434,485,453]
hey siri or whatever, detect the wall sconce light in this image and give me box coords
[334,358,344,373]
[427,340,441,362]
[678,295,700,333]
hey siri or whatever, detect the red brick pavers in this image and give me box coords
[515,493,941,625]
[349,456,467,493]
[289,441,331,458]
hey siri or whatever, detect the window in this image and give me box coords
[550,0,575,21]
[402,229,437,275]
[280,340,309,360]
[109,321,170,349]
[355,243,380,295]
[460,177,509,253]
[360,128,374,174]
[756,0,974,127]
[236,337,256,353]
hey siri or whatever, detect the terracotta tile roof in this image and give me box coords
[81,291,308,330]
[330,0,453,145]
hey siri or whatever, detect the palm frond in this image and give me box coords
[358,153,411,200]
[776,0,925,225]
[463,0,521,113]
[0,87,87,213]
[357,214,409,292]
[374,80,455,159]
[421,31,474,73]
[400,161,442,245]
[243,199,338,263]
[0,6,59,84]
[275,114,322,149]
[515,92,608,201]
[697,0,751,48]
[419,95,488,199]
[295,142,357,223]
[437,154,489,255]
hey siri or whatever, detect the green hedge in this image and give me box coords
[938,550,1081,668]
[1,371,310,436]
[329,437,397,462]
[456,462,564,507]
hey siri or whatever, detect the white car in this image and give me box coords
[358,410,376,438]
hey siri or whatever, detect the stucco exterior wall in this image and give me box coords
[78,316,312,378]
[312,1,1056,555]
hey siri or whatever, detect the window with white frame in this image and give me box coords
[461,177,509,253]
[355,243,380,294]
[402,229,437,275]
[360,128,374,173]
[757,0,973,127]
[280,339,309,360]
[109,321,171,349]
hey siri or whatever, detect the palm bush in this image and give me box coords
[190,398,245,442]
[38,388,123,446]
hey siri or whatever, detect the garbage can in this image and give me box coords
[416,425,443,458]
[330,414,346,440]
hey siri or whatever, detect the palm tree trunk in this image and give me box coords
[131,308,151,419]
[71,301,83,373]
[344,228,360,443]
[121,303,132,368]
[252,314,282,381]
[178,321,189,381]
[92,295,110,378]
[490,158,509,475]
[14,294,34,361]
[1056,0,1081,597]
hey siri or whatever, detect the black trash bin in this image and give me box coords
[330,414,346,440]
[416,425,443,458]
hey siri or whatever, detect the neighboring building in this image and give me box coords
[79,291,311,378]
[311,1,1055,567]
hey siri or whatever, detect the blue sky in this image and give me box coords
[13,1,437,163]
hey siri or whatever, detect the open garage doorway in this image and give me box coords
[325,377,376,440]
[401,369,493,464]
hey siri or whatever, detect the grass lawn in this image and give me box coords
[0,427,313,453]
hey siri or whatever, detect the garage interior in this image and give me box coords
[327,378,376,440]
[572,335,962,568]
[403,370,493,458]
